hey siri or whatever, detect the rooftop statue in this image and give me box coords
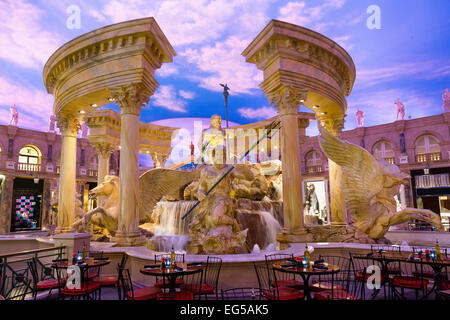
[394,98,405,121]
[355,108,364,127]
[318,123,443,242]
[9,104,19,126]
[443,88,450,112]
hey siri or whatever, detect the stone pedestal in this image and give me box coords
[53,232,91,260]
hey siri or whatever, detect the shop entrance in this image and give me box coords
[10,178,44,232]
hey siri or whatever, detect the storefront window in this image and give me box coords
[303,179,329,225]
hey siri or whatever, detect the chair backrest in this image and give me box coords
[253,264,275,299]
[204,256,222,286]
[154,253,185,264]
[349,252,383,278]
[118,253,128,270]
[318,255,352,284]
[265,253,294,266]
[371,245,401,254]
[221,287,261,300]
[4,275,31,300]
[27,259,39,290]
[118,268,134,300]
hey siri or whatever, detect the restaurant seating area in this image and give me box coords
[1,244,449,301]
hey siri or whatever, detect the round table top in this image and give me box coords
[140,262,204,277]
[51,259,110,269]
[355,252,450,266]
[273,263,340,275]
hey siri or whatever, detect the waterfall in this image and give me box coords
[152,200,196,235]
[258,210,283,248]
[149,200,196,252]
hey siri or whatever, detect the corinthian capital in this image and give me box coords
[267,86,308,114]
[110,83,153,115]
[317,113,346,136]
[92,142,116,158]
[56,114,82,137]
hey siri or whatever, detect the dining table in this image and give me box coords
[51,258,111,282]
[140,262,204,293]
[273,263,340,300]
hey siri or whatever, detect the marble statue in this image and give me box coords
[318,123,443,242]
[443,88,450,112]
[9,104,18,126]
[394,98,405,121]
[70,175,119,237]
[355,108,364,127]
[49,115,56,132]
[199,114,225,164]
[81,121,88,138]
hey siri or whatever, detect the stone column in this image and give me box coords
[91,142,115,206]
[317,113,347,226]
[267,86,310,240]
[92,143,115,181]
[56,115,82,233]
[41,179,51,230]
[0,175,14,234]
[110,84,152,246]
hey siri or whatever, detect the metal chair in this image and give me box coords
[56,264,101,300]
[254,264,304,300]
[158,268,204,300]
[312,255,359,300]
[264,253,303,289]
[94,253,128,294]
[389,258,430,300]
[191,256,222,300]
[221,287,264,300]
[27,257,64,300]
[117,268,160,300]
[349,252,388,300]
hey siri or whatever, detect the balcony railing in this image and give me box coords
[384,157,395,164]
[416,152,441,163]
[89,170,98,177]
[17,163,41,172]
[306,165,323,174]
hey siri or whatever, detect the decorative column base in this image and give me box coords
[276,229,314,250]
[55,226,72,234]
[113,230,147,247]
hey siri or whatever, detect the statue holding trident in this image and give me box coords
[220,83,231,162]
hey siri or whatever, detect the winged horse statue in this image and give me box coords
[318,123,443,242]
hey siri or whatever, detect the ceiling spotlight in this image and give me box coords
[320,112,327,115]
[146,151,150,154]
[313,105,320,109]
[90,103,98,107]
[118,146,121,150]
[79,110,86,114]
[300,99,305,103]
[108,97,116,102]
